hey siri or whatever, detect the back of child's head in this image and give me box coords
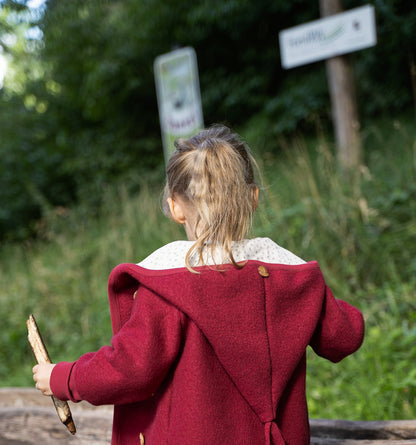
[164,124,260,270]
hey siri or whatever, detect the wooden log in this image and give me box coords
[26,314,76,435]
[310,419,416,444]
[0,388,112,445]
[2,388,416,444]
[0,407,112,445]
[312,440,416,445]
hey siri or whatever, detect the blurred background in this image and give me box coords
[0,0,415,421]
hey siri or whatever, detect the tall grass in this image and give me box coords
[0,117,415,420]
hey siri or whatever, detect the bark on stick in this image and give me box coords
[26,314,76,435]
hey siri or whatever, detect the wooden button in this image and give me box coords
[139,433,145,444]
[133,290,138,299]
[258,265,269,277]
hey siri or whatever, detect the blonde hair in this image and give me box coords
[164,124,260,271]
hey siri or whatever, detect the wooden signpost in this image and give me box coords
[279,3,377,168]
[319,0,363,168]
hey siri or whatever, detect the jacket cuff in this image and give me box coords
[50,361,79,402]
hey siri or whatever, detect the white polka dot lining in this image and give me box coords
[137,238,305,270]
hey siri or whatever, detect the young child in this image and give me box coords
[33,125,364,445]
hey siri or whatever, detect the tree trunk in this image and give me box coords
[319,0,363,168]
[409,53,416,118]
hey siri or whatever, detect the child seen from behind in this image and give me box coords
[33,124,364,445]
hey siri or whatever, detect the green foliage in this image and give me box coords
[0,0,416,240]
[0,92,74,238]
[353,0,416,117]
[176,0,324,128]
[264,68,329,134]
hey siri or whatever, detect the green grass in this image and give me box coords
[0,116,415,420]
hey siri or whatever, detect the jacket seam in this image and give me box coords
[165,309,186,445]
[262,276,275,420]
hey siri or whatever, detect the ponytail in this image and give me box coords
[164,125,260,271]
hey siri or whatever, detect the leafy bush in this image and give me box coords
[1,0,415,241]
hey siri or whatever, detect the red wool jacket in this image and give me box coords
[50,261,364,445]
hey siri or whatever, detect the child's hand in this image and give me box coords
[32,363,55,396]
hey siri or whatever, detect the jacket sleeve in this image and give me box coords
[309,285,365,363]
[50,287,183,405]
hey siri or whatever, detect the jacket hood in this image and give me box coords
[107,260,330,430]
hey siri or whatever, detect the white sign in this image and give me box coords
[279,5,376,69]
[154,47,204,162]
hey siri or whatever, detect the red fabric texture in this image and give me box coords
[50,260,364,444]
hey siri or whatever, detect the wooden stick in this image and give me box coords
[26,314,76,435]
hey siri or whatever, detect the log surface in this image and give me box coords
[1,388,416,444]
[310,419,416,444]
[0,388,112,445]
